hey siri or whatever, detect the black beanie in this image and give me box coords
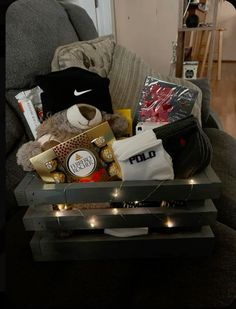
[36,67,113,117]
[153,115,212,178]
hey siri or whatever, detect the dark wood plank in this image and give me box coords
[176,31,185,77]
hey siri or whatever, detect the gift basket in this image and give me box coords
[14,68,221,261]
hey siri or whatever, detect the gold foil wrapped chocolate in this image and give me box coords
[45,159,58,172]
[108,162,122,178]
[51,171,66,183]
[54,204,66,211]
[91,136,106,148]
[52,204,72,211]
[100,146,114,163]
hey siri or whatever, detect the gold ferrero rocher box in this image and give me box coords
[30,122,121,183]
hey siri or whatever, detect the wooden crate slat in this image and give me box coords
[15,166,221,206]
[14,173,36,206]
[30,225,215,261]
[23,200,217,231]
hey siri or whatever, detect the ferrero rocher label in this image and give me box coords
[53,134,109,182]
[66,149,97,178]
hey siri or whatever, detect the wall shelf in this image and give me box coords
[176,0,219,79]
[178,25,215,32]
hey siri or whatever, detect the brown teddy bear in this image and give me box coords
[16,103,128,171]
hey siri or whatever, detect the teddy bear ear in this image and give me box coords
[41,140,60,151]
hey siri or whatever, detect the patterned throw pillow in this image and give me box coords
[51,35,115,78]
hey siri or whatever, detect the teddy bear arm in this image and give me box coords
[16,141,42,171]
[102,112,128,137]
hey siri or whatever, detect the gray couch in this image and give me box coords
[5,0,236,308]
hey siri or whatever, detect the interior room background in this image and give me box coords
[66,0,236,76]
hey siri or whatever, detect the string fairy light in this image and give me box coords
[110,180,168,208]
[165,217,174,228]
[63,183,74,205]
[112,208,119,215]
[184,182,194,201]
[140,180,166,203]
[55,210,62,226]
[88,217,97,228]
[110,181,124,202]
[52,177,195,230]
[110,180,167,208]
[146,207,175,228]
[112,189,119,198]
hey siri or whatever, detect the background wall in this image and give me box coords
[63,0,235,64]
[113,0,179,75]
[217,1,236,60]
[113,0,236,74]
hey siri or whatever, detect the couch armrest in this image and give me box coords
[5,101,25,156]
[205,128,236,230]
[206,108,224,130]
[6,100,28,219]
[58,1,98,41]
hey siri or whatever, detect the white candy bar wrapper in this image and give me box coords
[15,86,43,139]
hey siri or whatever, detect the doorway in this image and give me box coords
[62,0,114,36]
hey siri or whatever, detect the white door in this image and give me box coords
[95,0,113,36]
[63,0,113,36]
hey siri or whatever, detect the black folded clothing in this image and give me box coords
[153,115,213,178]
[36,67,113,117]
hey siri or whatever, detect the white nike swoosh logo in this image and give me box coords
[74,89,92,96]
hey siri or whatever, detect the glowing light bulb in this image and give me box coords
[55,211,61,217]
[161,201,166,207]
[112,208,118,214]
[134,201,139,205]
[189,179,195,184]
[89,218,96,228]
[57,204,67,211]
[166,218,174,228]
[112,189,119,198]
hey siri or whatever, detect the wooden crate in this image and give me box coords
[14,166,221,260]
